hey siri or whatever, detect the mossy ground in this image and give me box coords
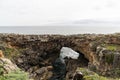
[3,47,26,60]
[100,44,120,64]
[101,44,120,51]
[0,61,29,80]
[78,68,120,80]
[0,70,29,80]
[105,52,114,64]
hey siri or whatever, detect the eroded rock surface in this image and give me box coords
[0,50,30,80]
[0,33,120,79]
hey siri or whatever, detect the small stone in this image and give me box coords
[73,71,83,80]
[35,67,46,74]
[18,58,23,63]
[47,66,53,71]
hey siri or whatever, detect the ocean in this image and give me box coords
[0,26,119,35]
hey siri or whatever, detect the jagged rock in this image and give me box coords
[0,50,18,73]
[0,57,19,73]
[0,51,32,80]
[96,45,120,76]
[113,52,120,68]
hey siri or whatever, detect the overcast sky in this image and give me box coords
[0,0,120,26]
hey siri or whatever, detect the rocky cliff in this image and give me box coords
[0,33,120,80]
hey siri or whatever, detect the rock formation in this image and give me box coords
[0,50,30,80]
[0,33,120,80]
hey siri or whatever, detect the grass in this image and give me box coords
[78,68,120,80]
[2,47,26,60]
[106,45,117,51]
[84,74,107,80]
[0,55,29,80]
[99,44,120,64]
[105,53,114,64]
[0,60,29,80]
[102,44,120,51]
[0,70,29,80]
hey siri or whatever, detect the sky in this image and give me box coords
[0,0,120,26]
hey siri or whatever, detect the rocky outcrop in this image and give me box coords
[95,45,120,77]
[0,50,30,80]
[0,33,120,79]
[0,57,19,73]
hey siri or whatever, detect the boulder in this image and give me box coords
[0,57,30,80]
[60,47,79,59]
[0,57,19,73]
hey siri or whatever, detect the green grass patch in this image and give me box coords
[0,63,29,80]
[2,47,26,59]
[101,44,120,51]
[0,55,29,80]
[84,74,107,80]
[0,70,29,80]
[105,53,114,64]
[106,46,117,51]
[78,68,120,80]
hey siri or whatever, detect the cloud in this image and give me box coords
[0,0,120,26]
